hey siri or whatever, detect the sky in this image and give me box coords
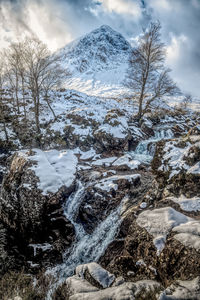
[0,0,200,97]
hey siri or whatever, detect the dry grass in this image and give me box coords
[0,269,55,300]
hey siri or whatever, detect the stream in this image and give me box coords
[46,125,174,298]
[130,127,174,163]
[46,183,126,299]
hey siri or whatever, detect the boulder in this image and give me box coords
[65,262,161,300]
[93,125,132,153]
[152,137,200,198]
[100,205,200,287]
[78,174,141,233]
[0,149,77,268]
[76,262,115,288]
[159,277,200,299]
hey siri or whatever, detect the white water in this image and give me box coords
[46,126,174,298]
[46,182,125,299]
[131,128,174,163]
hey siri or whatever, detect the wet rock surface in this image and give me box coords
[77,172,141,233]
[0,150,77,270]
[99,132,200,295]
[0,92,200,299]
[65,262,162,300]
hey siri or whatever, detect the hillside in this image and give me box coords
[0,25,200,300]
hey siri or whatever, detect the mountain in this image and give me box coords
[59,25,132,97]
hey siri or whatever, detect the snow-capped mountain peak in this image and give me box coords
[59,25,132,97]
[61,24,131,73]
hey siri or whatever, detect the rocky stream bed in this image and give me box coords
[0,90,200,299]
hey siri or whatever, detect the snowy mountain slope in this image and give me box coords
[58,25,200,109]
[59,25,132,97]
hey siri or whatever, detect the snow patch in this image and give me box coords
[169,195,200,212]
[136,207,192,254]
[76,262,115,288]
[27,149,77,195]
[112,154,141,170]
[95,174,141,192]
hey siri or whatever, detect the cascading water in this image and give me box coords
[131,127,174,163]
[46,126,174,298]
[46,182,125,299]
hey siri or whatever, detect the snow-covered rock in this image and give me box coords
[168,195,200,212]
[60,94,136,153]
[136,207,192,253]
[29,149,77,195]
[136,205,200,253]
[65,263,161,300]
[76,262,115,288]
[92,156,117,167]
[0,149,76,267]
[152,136,200,198]
[112,154,141,170]
[95,174,141,193]
[173,220,200,251]
[159,277,200,299]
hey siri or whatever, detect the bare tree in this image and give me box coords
[21,37,66,135]
[1,37,67,144]
[4,43,22,115]
[41,54,69,120]
[183,93,192,109]
[16,38,63,135]
[125,22,178,120]
[0,53,9,141]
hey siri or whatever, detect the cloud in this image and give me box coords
[0,0,73,51]
[0,0,199,97]
[99,0,142,18]
[144,0,200,97]
[0,0,143,51]
[166,34,188,64]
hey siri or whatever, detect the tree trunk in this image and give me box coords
[137,83,145,120]
[22,76,27,120]
[15,74,20,114]
[33,91,40,135]
[2,119,9,142]
[0,99,9,142]
[45,93,56,120]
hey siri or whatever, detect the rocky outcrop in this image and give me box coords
[0,149,77,269]
[77,172,141,233]
[64,262,162,300]
[99,133,200,292]
[64,108,136,153]
[159,276,200,299]
[152,135,200,198]
[100,205,200,288]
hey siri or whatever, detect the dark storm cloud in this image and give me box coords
[0,0,199,97]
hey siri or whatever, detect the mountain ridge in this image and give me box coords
[58,25,132,97]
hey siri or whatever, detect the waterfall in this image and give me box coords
[131,127,174,163]
[46,183,125,299]
[46,126,174,298]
